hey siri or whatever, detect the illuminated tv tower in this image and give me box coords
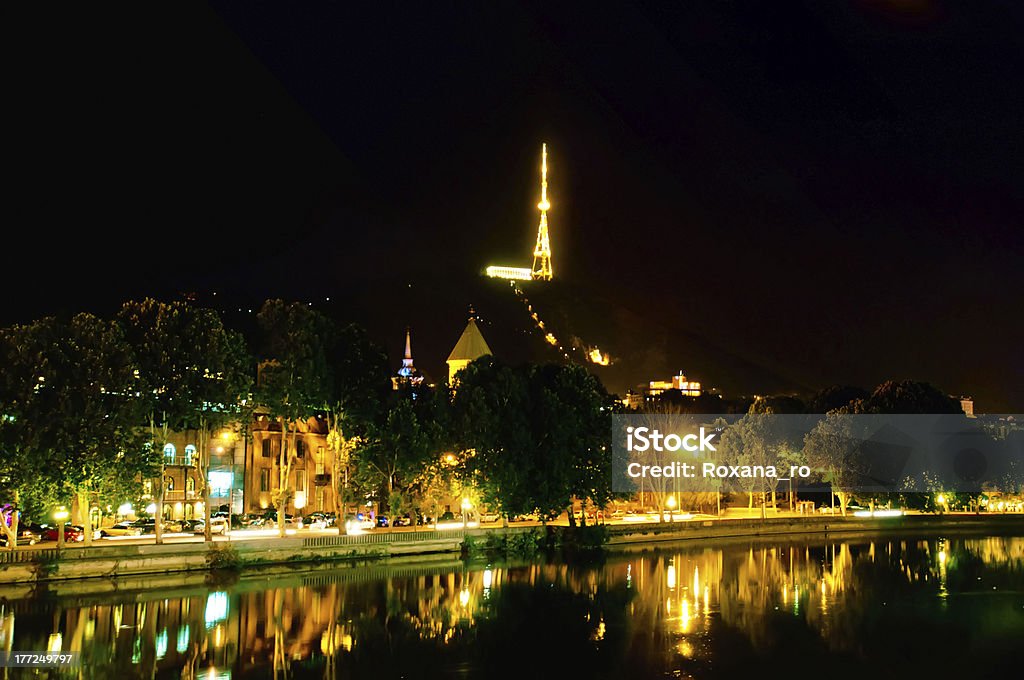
[532,143,553,280]
[485,142,555,282]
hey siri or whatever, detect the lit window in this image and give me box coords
[163,443,176,463]
[184,445,196,465]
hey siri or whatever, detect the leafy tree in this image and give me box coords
[806,385,869,414]
[449,358,613,526]
[256,300,333,536]
[853,380,962,415]
[0,314,157,546]
[353,388,444,518]
[322,323,390,531]
[117,299,252,543]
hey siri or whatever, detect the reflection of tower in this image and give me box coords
[532,143,553,281]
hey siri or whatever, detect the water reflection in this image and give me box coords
[2,534,1023,678]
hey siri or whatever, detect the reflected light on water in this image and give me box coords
[0,534,1019,677]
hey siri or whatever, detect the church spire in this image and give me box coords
[403,326,413,366]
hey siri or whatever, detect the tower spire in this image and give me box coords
[532,143,553,280]
[403,327,413,366]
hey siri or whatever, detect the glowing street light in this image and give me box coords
[53,506,69,551]
[461,497,472,529]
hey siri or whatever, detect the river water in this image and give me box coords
[2,531,1022,679]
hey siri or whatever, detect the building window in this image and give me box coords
[296,439,304,458]
[163,443,176,464]
[165,475,174,492]
[316,446,325,475]
[296,470,306,493]
[260,469,270,493]
[262,439,271,458]
[184,445,196,466]
[186,476,195,493]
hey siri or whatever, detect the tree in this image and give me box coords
[323,323,391,532]
[803,412,869,515]
[449,358,613,526]
[256,300,333,537]
[854,380,962,415]
[353,385,446,520]
[0,314,158,546]
[117,299,252,544]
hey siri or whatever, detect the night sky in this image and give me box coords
[7,2,1023,410]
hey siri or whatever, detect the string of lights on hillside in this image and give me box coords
[507,281,612,367]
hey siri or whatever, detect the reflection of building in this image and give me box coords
[646,371,702,398]
[446,309,492,385]
[392,327,426,390]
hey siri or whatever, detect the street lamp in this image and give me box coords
[666,495,677,521]
[461,498,472,529]
[53,506,70,551]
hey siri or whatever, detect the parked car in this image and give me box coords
[343,514,374,534]
[192,517,229,535]
[304,512,335,530]
[40,524,86,542]
[391,515,414,527]
[0,526,41,546]
[99,521,142,537]
[162,519,185,533]
[132,519,159,535]
[375,515,390,528]
[478,511,501,523]
[263,514,300,529]
[178,519,204,533]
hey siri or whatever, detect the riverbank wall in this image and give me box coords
[2,514,1022,585]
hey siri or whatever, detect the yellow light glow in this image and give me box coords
[937,494,946,505]
[53,507,69,522]
[485,266,533,280]
[667,564,676,589]
[588,348,611,366]
[545,333,557,346]
[47,633,62,653]
[294,492,307,510]
[459,589,470,607]
[666,496,677,510]
[461,498,472,511]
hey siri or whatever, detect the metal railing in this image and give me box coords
[0,546,60,564]
[302,529,465,548]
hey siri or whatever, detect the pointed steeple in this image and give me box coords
[402,327,414,368]
[394,326,424,388]
[447,306,493,385]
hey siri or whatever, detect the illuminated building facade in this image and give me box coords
[141,430,243,522]
[646,371,703,398]
[246,412,334,516]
